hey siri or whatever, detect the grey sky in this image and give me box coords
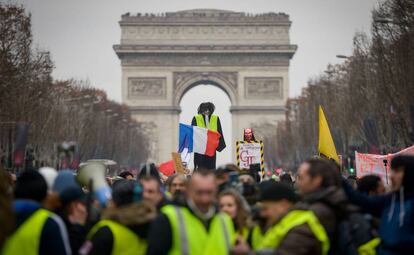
[13,0,378,165]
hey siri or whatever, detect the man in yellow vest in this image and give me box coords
[243,181,298,252]
[82,179,157,255]
[234,158,345,255]
[2,170,71,255]
[147,169,235,255]
[192,102,226,170]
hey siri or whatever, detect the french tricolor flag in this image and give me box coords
[179,123,221,157]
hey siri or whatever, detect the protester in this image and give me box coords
[192,102,226,170]
[279,173,294,188]
[289,157,346,254]
[0,168,14,250]
[118,171,134,180]
[138,163,160,180]
[140,175,168,210]
[357,174,386,196]
[243,128,257,142]
[234,158,345,255]
[238,169,256,185]
[232,181,297,254]
[347,175,358,189]
[147,169,235,255]
[166,174,188,196]
[343,155,414,254]
[38,167,61,211]
[234,158,346,255]
[165,174,188,205]
[238,168,259,206]
[82,179,156,255]
[2,170,71,255]
[53,170,88,255]
[219,189,251,240]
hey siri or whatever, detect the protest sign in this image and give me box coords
[236,141,264,176]
[172,152,185,174]
[355,145,414,184]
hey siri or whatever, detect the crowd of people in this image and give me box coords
[0,155,414,255]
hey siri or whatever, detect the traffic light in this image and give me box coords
[349,168,355,174]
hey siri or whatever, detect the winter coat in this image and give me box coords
[85,201,156,255]
[275,187,347,255]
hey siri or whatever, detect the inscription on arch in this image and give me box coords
[244,77,283,99]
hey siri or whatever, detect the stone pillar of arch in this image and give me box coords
[114,9,297,164]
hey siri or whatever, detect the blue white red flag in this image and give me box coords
[178,123,220,157]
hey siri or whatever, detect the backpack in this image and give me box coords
[331,212,379,255]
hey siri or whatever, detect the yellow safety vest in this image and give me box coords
[195,114,218,132]
[257,210,330,255]
[2,208,51,255]
[357,237,381,255]
[251,225,266,251]
[161,205,235,255]
[88,219,147,255]
[239,227,249,242]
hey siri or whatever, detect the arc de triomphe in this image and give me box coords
[114,9,297,163]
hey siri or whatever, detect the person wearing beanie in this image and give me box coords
[242,181,297,251]
[2,170,71,255]
[82,179,157,255]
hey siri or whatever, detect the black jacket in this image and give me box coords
[192,115,226,170]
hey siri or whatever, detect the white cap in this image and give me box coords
[39,167,58,192]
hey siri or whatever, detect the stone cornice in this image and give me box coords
[120,10,291,26]
[230,105,286,113]
[113,44,297,55]
[118,52,291,67]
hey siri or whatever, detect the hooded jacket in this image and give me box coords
[275,187,347,255]
[343,178,414,255]
[85,201,156,255]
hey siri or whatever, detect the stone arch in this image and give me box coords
[173,72,237,106]
[114,9,297,163]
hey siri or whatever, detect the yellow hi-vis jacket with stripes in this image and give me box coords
[195,114,218,132]
[2,208,51,255]
[161,205,235,255]
[87,219,147,255]
[257,210,330,255]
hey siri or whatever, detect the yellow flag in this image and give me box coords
[318,106,340,163]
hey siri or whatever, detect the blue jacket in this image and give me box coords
[343,180,414,255]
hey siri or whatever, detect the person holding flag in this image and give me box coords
[184,102,226,170]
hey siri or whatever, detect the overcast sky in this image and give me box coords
[13,0,378,165]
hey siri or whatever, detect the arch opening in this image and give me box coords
[179,83,232,169]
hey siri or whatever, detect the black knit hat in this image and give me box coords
[14,170,47,202]
[259,181,297,203]
[112,179,143,207]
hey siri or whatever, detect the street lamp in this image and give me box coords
[336,55,350,59]
[374,17,394,24]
